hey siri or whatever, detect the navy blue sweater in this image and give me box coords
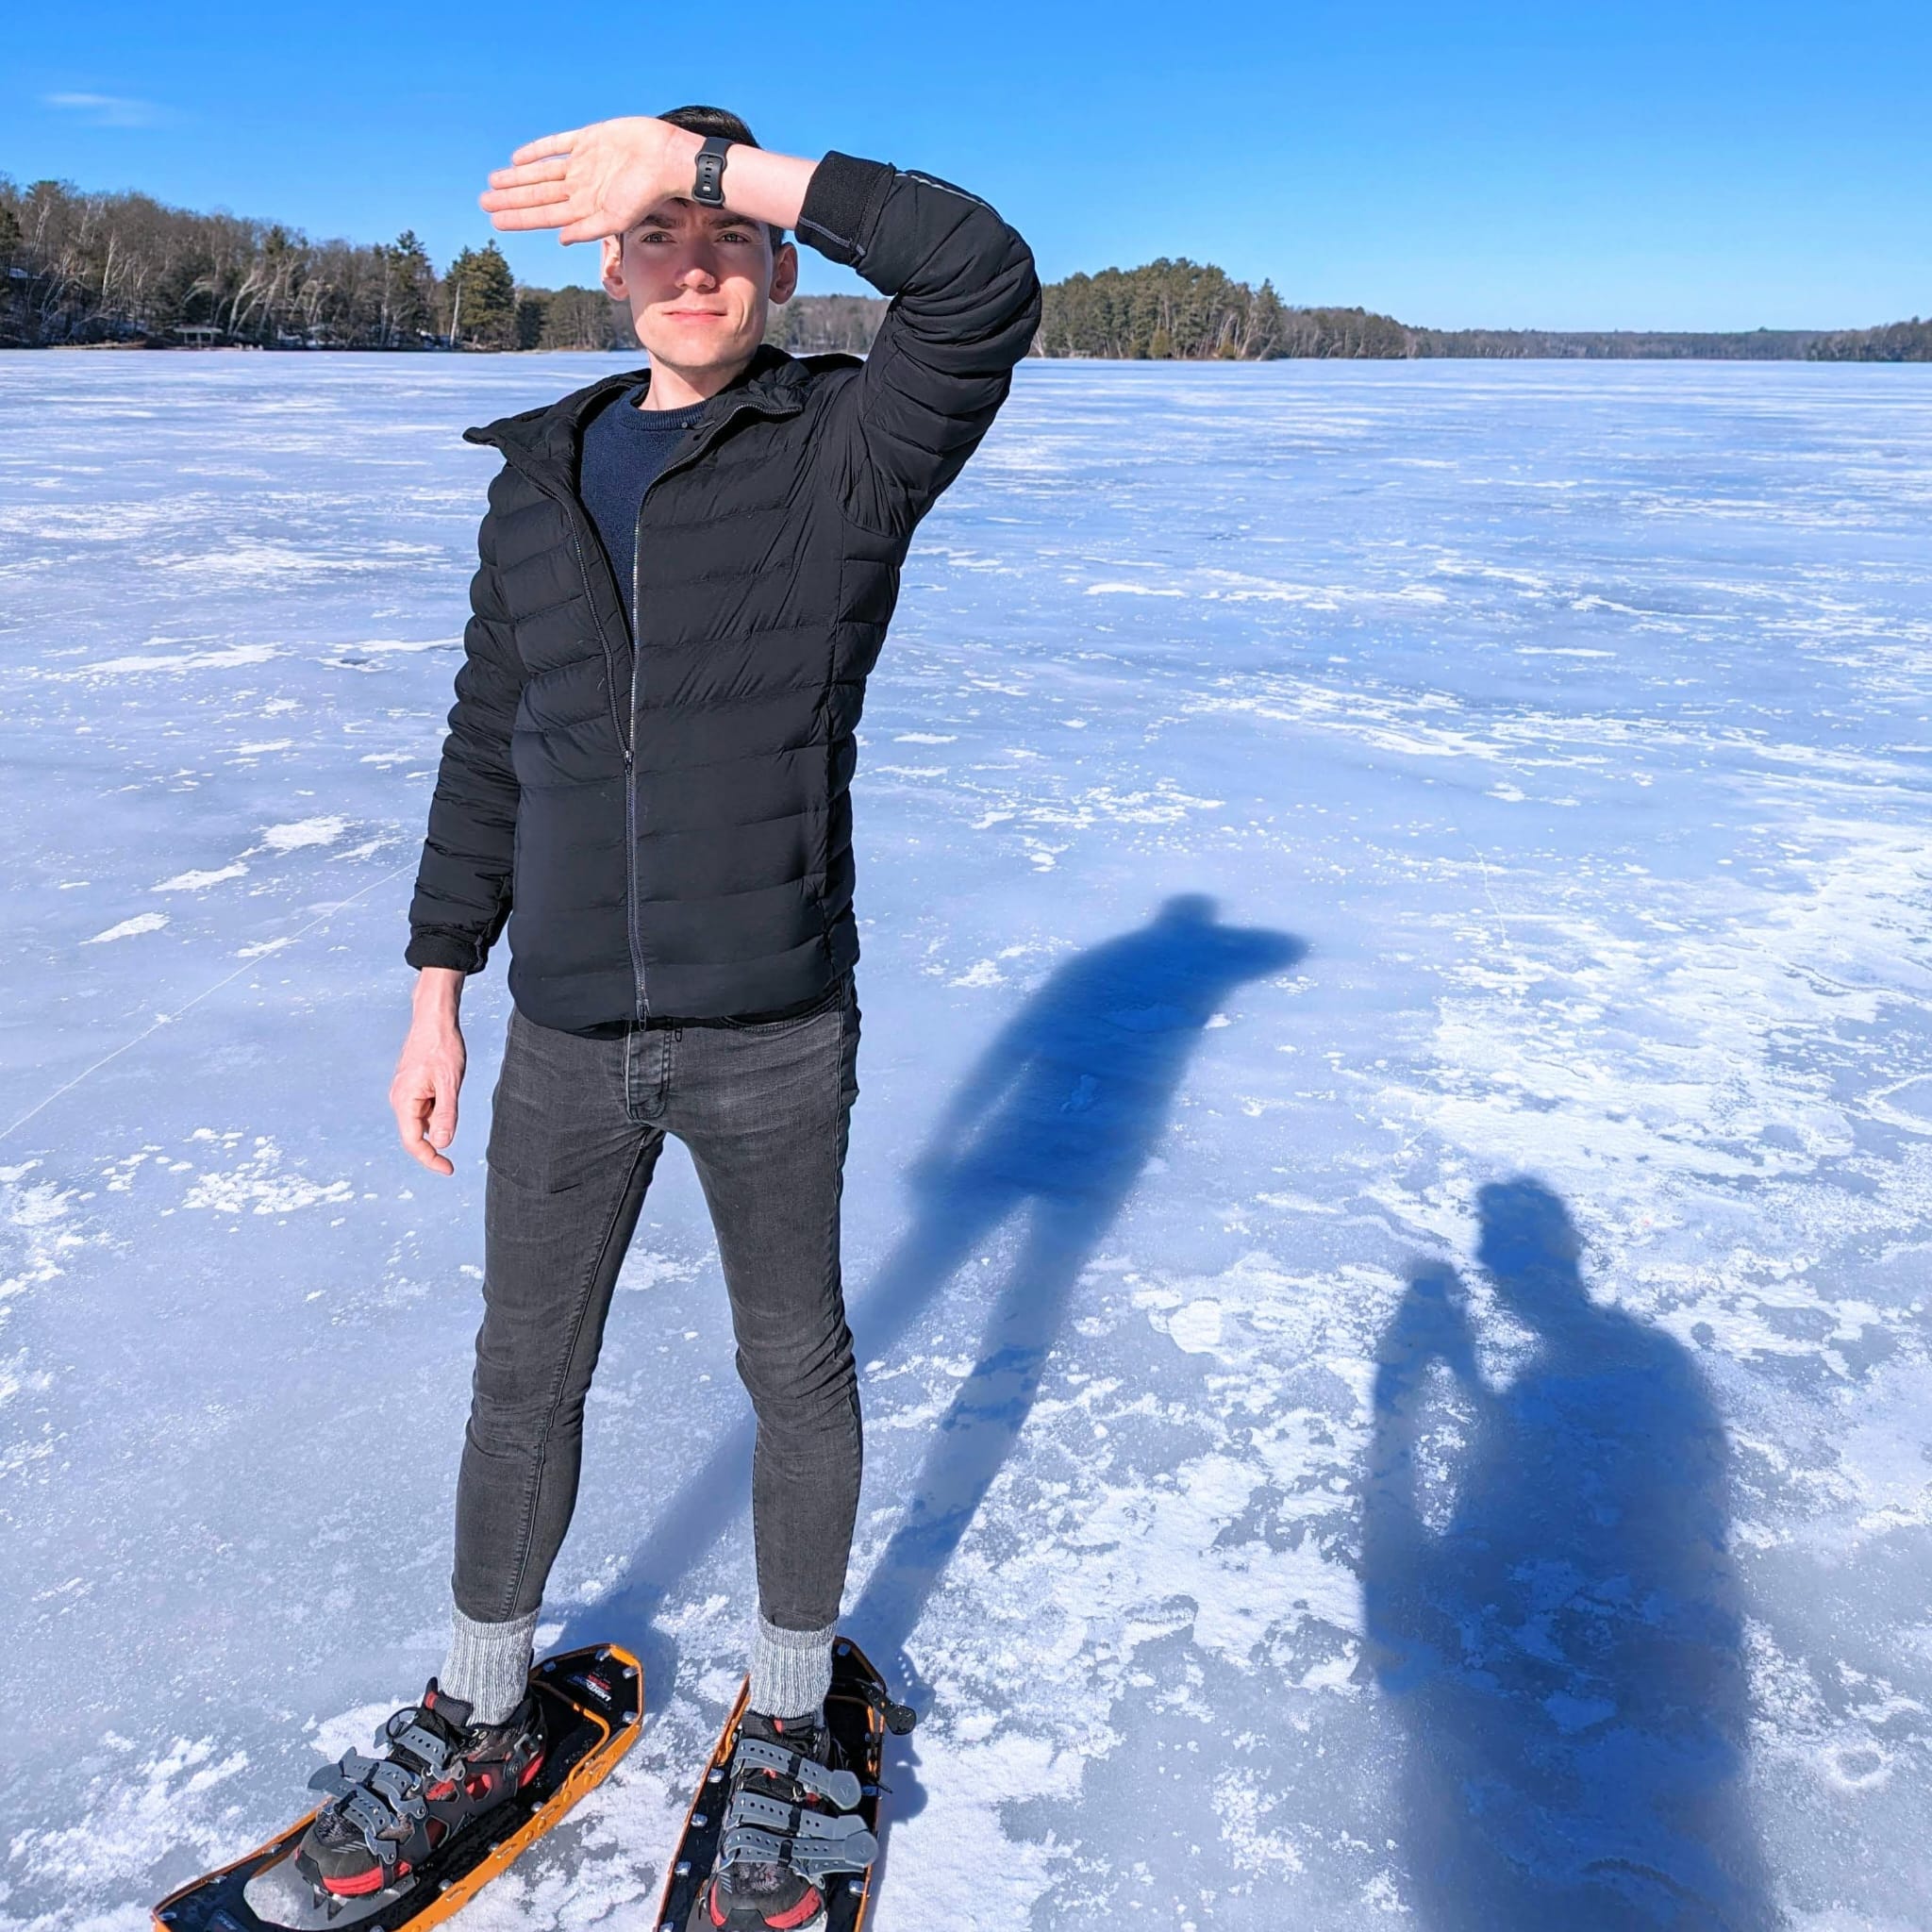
[577,384,708,636]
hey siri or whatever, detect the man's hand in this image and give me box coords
[392,968,467,1176]
[479,117,706,245]
[479,117,815,246]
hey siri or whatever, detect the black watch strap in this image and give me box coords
[691,135,731,207]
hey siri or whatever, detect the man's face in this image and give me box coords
[600,197,798,377]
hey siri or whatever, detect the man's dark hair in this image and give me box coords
[658,104,786,249]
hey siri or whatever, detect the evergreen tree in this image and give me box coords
[515,290,550,350]
[384,230,436,345]
[0,203,22,345]
[445,242,517,350]
[1247,278,1284,357]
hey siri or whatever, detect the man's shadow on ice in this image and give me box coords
[845,896,1305,1686]
[570,894,1302,1823]
[1363,1180,1773,1932]
[841,896,1302,1857]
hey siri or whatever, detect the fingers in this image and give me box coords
[479,180,574,214]
[488,158,570,190]
[483,203,622,243]
[392,1062,458,1177]
[485,204,598,236]
[510,128,583,166]
[399,1097,455,1176]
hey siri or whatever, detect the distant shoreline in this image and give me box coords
[24,340,1932,367]
[4,176,1925,360]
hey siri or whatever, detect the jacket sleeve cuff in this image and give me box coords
[795,153,896,272]
[406,931,483,974]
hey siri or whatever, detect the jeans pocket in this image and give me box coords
[715,976,849,1034]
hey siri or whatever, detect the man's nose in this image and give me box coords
[675,251,721,291]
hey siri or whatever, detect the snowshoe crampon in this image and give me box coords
[655,1638,914,1932]
[150,1644,641,1932]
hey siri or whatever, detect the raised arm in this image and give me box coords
[480,116,821,243]
[796,156,1040,532]
[480,118,1041,529]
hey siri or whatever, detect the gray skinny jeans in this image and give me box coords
[453,976,862,1638]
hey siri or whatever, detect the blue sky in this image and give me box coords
[8,0,1929,330]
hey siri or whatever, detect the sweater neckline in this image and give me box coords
[611,384,709,427]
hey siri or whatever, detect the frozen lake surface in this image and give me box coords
[2,354,1930,1931]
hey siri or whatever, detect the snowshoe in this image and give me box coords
[150,1643,641,1932]
[655,1639,914,1932]
[292,1677,544,1899]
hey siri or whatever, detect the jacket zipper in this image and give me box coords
[476,384,800,1027]
[491,466,644,1013]
[627,504,646,1020]
[624,402,769,1022]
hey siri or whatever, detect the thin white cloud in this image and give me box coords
[44,92,169,128]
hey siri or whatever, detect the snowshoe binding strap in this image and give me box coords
[728,1734,862,1809]
[379,1718,457,1775]
[303,1706,463,1862]
[717,1817,879,1884]
[718,1776,878,1880]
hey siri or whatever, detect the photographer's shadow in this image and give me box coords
[1363,1180,1772,1931]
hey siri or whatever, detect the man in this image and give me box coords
[293,108,1038,1932]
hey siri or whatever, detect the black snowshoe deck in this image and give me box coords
[653,1638,908,1932]
[151,1644,641,1932]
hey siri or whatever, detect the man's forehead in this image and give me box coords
[632,199,758,231]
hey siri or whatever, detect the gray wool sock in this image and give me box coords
[749,1612,837,1722]
[441,1603,541,1725]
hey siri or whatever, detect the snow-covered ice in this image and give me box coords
[3,353,1930,1930]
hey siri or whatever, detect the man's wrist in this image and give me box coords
[690,133,732,206]
[654,127,816,236]
[412,965,465,1024]
[661,122,706,198]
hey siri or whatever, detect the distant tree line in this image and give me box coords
[0,175,633,350]
[1408,325,1824,359]
[3,175,1924,362]
[1807,317,1932,362]
[1034,259,1928,361]
[1038,259,1288,358]
[763,293,886,354]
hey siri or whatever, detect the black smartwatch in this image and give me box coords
[691,135,732,207]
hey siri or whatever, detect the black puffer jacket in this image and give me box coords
[404,153,1040,1029]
